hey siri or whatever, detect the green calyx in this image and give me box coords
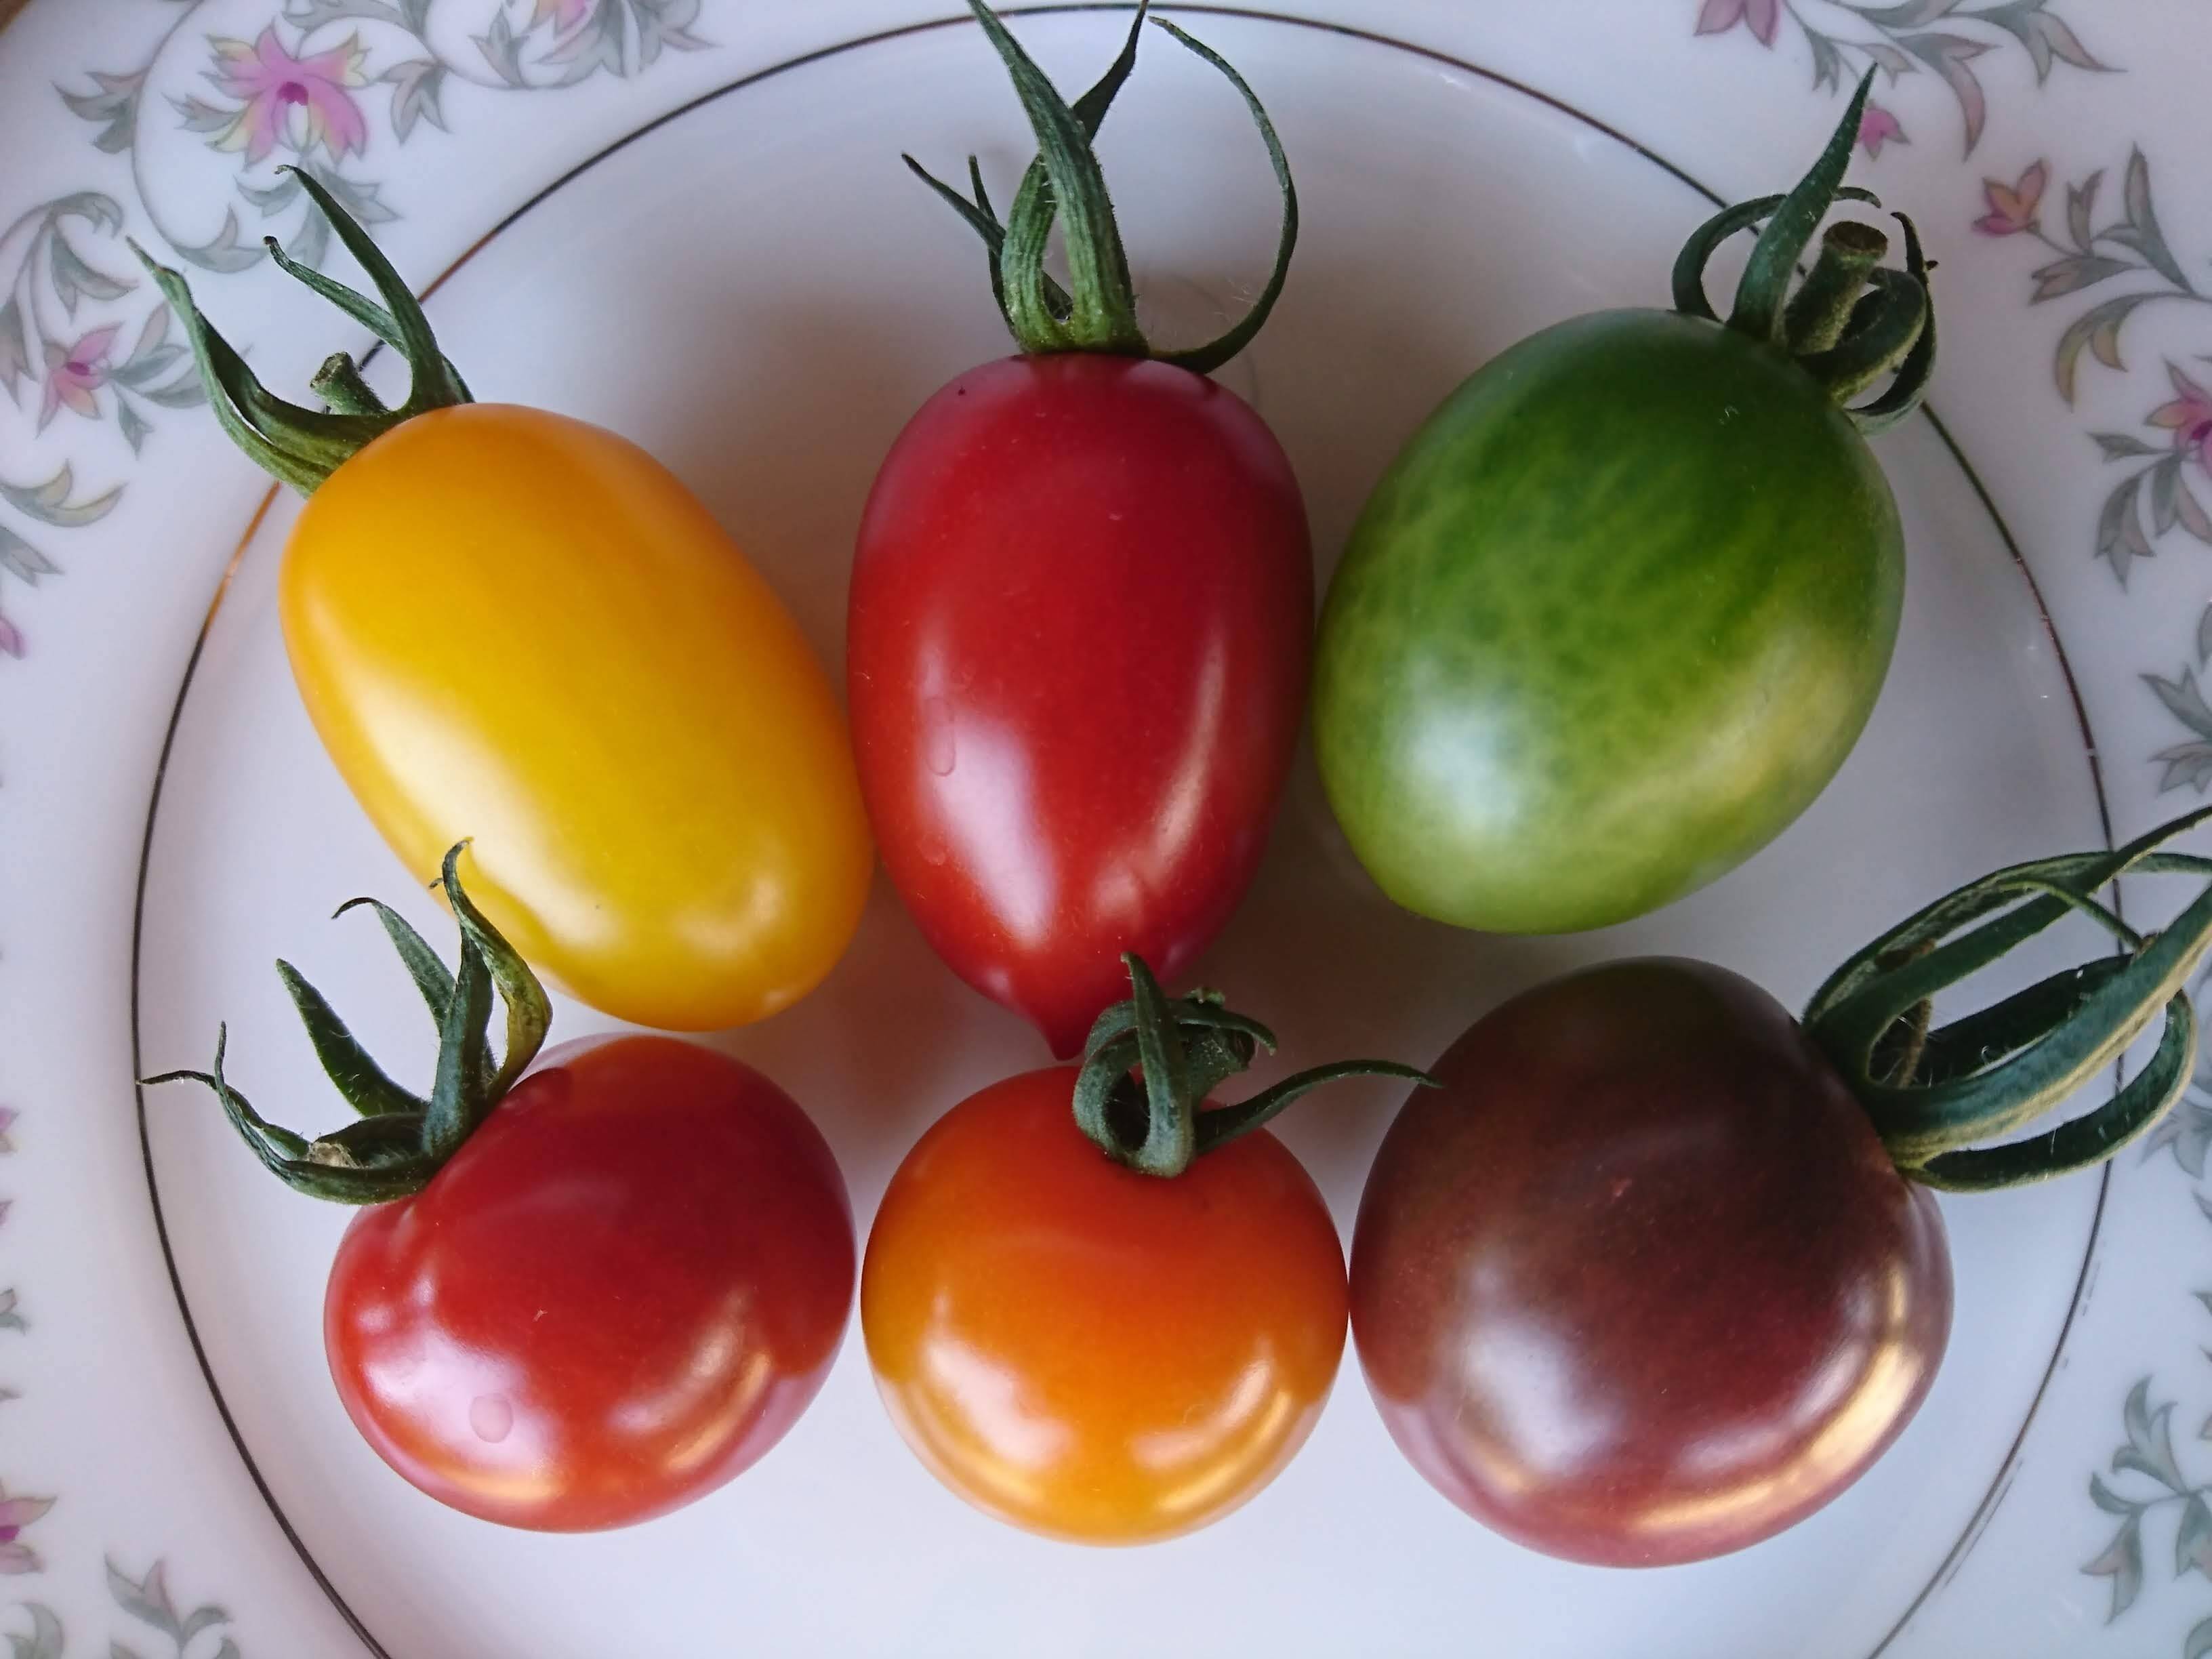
[905,1,1296,373]
[1805,807,2212,1193]
[142,844,550,1204]
[1671,71,1935,435]
[1073,954,1433,1179]
[129,166,471,495]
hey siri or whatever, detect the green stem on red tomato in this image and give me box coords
[1072,954,1433,1179]
[1667,70,1935,434]
[905,0,1297,373]
[130,167,470,495]
[140,842,549,1204]
[1804,806,2212,1191]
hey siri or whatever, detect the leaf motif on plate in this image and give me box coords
[383,58,448,140]
[3,1605,63,1659]
[106,1559,182,1641]
[2097,468,2154,579]
[2106,148,2195,294]
[2057,293,2158,403]
[2084,1511,2146,1620]
[2032,253,2136,302]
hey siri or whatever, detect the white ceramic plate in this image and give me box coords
[7,2,2212,1654]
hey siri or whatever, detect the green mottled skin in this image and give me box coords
[1315,309,1903,933]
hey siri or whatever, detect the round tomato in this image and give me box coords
[1350,960,1951,1565]
[327,1034,854,1532]
[1314,83,1931,934]
[849,356,1309,1056]
[861,1067,1346,1543]
[146,173,872,1032]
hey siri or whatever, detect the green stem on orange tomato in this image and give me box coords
[1073,954,1433,1178]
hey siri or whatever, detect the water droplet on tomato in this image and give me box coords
[922,697,957,776]
[920,834,949,867]
[469,1394,514,1443]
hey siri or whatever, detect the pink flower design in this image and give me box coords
[2150,363,2212,472]
[205,26,368,165]
[1859,103,1906,159]
[0,1487,55,1576]
[1974,162,2047,236]
[37,323,118,430]
[1695,0,1778,47]
[531,0,594,32]
[0,612,21,661]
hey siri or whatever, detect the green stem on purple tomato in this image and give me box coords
[1805,806,2212,1191]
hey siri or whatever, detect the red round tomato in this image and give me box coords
[848,354,1311,1056]
[861,1066,1347,1543]
[324,1034,853,1531]
[1350,960,1952,1565]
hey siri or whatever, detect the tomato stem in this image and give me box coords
[310,352,386,416]
[140,844,550,1204]
[1784,222,1888,354]
[1668,72,1934,434]
[1803,806,2212,1191]
[130,167,470,494]
[1073,954,1432,1178]
[906,1,1296,373]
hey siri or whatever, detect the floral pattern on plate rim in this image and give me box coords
[1,0,705,1642]
[1960,138,2212,1658]
[0,0,2193,1646]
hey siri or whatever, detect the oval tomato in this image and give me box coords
[145,173,872,1032]
[861,1066,1345,1543]
[852,4,1311,1055]
[1315,312,1902,933]
[286,403,873,1031]
[1314,83,1931,934]
[1350,960,1950,1565]
[849,358,1309,1054]
[327,1033,854,1532]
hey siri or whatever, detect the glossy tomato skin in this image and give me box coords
[325,1035,853,1531]
[849,356,1312,1056]
[1315,310,1903,933]
[284,404,874,1032]
[861,1067,1346,1544]
[1349,959,1950,1566]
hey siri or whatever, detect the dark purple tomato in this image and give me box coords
[1349,958,1952,1566]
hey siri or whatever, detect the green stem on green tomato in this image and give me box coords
[1667,70,1935,434]
[1073,954,1433,1178]
[1804,806,2212,1191]
[140,843,549,1204]
[904,0,1296,373]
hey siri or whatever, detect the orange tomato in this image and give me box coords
[860,1067,1347,1544]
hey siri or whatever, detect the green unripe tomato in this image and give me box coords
[1314,308,1903,933]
